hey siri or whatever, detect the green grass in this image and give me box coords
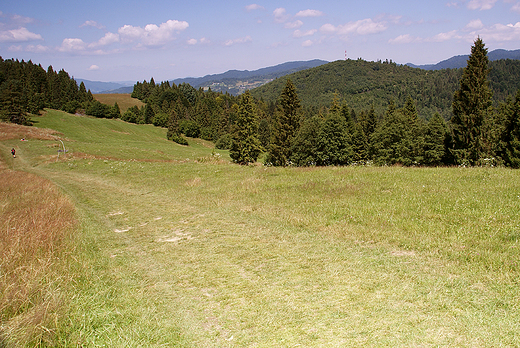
[3,110,520,346]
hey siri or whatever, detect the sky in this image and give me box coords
[1,0,519,82]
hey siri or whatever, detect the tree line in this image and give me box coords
[0,56,123,124]
[231,38,520,168]
[127,39,520,167]
[2,38,519,168]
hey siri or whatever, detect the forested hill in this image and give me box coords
[250,58,520,120]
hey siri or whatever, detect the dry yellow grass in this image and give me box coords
[93,93,145,113]
[0,161,77,346]
[0,122,62,141]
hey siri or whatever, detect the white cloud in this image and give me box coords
[88,64,100,71]
[25,44,50,53]
[7,45,23,52]
[477,22,520,41]
[285,20,303,29]
[320,23,336,34]
[512,2,520,12]
[200,37,210,44]
[59,38,87,52]
[391,19,520,46]
[187,38,197,45]
[225,35,252,46]
[293,29,317,38]
[430,30,460,42]
[245,4,264,11]
[465,19,484,30]
[320,18,387,36]
[302,39,314,47]
[295,9,324,17]
[390,30,466,44]
[92,32,119,47]
[11,14,34,25]
[80,20,105,30]
[0,27,42,42]
[118,19,189,46]
[446,1,460,7]
[389,34,419,44]
[467,0,498,10]
[273,8,288,23]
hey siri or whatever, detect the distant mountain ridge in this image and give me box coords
[80,49,519,94]
[406,48,520,70]
[76,79,135,94]
[85,59,328,94]
[170,59,329,95]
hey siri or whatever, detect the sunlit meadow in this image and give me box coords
[1,110,519,347]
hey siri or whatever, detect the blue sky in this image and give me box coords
[1,0,519,82]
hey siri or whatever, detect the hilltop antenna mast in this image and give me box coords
[345,50,347,60]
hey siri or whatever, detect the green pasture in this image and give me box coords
[4,110,520,347]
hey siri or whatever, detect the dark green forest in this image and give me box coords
[2,39,520,168]
[0,57,121,124]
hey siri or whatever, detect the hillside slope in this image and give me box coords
[251,58,520,119]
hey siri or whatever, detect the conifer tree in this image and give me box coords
[144,104,155,124]
[267,79,301,166]
[316,112,352,166]
[451,37,493,165]
[167,110,188,145]
[501,90,520,167]
[230,91,261,164]
[291,115,322,166]
[423,113,449,166]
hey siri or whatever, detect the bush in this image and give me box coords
[121,106,142,123]
[86,101,106,117]
[167,132,189,145]
[179,119,200,138]
[153,112,169,128]
[61,100,82,114]
[215,134,232,149]
[200,127,215,141]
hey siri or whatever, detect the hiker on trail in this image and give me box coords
[11,148,15,158]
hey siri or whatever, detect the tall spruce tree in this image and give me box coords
[316,111,352,166]
[451,37,493,165]
[230,91,261,164]
[290,115,322,166]
[423,113,449,166]
[501,90,520,167]
[267,79,301,166]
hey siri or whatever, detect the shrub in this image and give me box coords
[153,112,169,128]
[215,133,232,150]
[167,132,189,145]
[179,119,200,138]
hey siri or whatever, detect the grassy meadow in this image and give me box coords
[1,110,519,347]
